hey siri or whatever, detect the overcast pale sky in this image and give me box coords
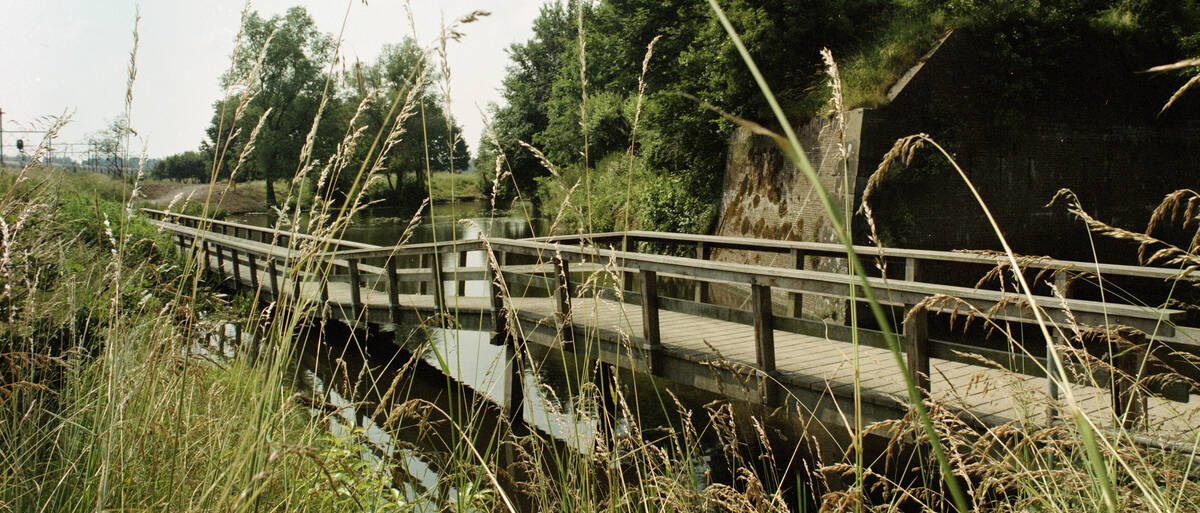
[1,0,543,160]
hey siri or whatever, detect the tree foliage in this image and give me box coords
[195,7,471,211]
[152,151,209,182]
[480,0,1200,233]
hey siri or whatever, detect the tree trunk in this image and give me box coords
[265,174,276,207]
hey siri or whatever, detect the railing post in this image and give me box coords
[268,259,280,299]
[419,254,429,295]
[903,258,930,400]
[1047,271,1071,421]
[694,242,710,304]
[1112,329,1147,430]
[639,269,661,375]
[247,252,259,291]
[503,340,526,436]
[320,272,330,314]
[456,250,468,297]
[790,248,805,318]
[348,258,363,321]
[292,268,302,303]
[904,304,931,398]
[488,249,508,346]
[554,254,574,346]
[621,237,635,291]
[430,251,446,314]
[203,240,213,278]
[751,283,777,405]
[215,244,226,283]
[386,258,402,332]
[230,248,242,286]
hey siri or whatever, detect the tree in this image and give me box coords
[207,7,335,206]
[89,116,134,177]
[474,1,577,204]
[152,151,209,182]
[345,39,469,203]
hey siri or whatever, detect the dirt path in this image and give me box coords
[138,182,267,214]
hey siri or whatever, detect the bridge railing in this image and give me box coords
[146,212,1195,418]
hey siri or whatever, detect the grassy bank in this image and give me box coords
[0,164,387,510]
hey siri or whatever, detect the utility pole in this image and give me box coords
[1,108,5,169]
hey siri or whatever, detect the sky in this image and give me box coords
[0,0,543,161]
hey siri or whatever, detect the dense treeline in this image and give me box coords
[154,7,468,208]
[478,0,1200,235]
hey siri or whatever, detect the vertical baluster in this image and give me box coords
[554,254,573,346]
[348,258,363,321]
[639,269,661,375]
[751,283,777,405]
[790,248,806,318]
[694,242,710,304]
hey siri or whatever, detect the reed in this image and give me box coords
[3,3,1199,513]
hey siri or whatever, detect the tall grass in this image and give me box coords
[4,2,1199,513]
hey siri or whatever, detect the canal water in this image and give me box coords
[231,200,812,510]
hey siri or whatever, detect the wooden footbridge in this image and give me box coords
[144,208,1200,448]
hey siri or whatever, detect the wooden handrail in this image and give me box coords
[142,208,376,250]
[534,230,1199,283]
[150,214,1187,334]
[153,212,1199,415]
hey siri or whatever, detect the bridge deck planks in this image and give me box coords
[199,232,1199,445]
